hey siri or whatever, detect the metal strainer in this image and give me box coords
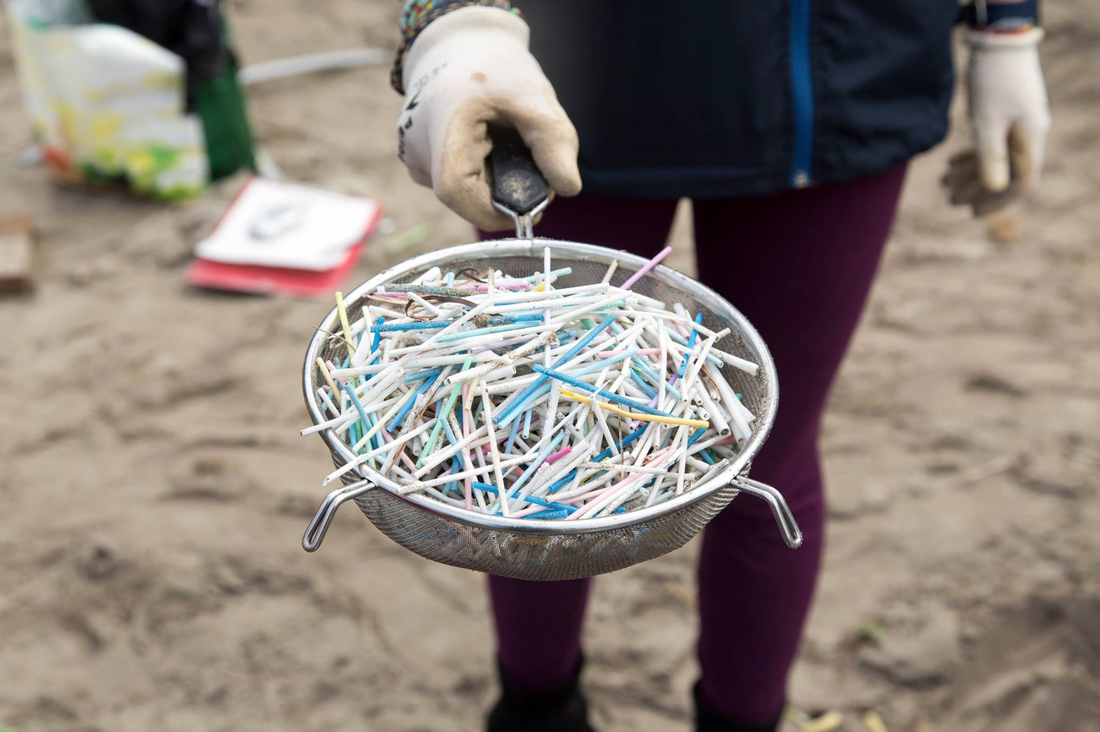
[299,129,801,581]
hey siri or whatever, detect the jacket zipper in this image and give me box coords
[789,0,814,188]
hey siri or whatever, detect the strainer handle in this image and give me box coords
[489,124,550,239]
[302,480,374,552]
[729,476,804,549]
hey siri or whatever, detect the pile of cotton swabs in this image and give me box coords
[302,249,760,521]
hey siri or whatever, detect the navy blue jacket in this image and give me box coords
[519,1,961,198]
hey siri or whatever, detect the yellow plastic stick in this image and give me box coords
[335,291,355,359]
[863,711,889,732]
[316,357,340,397]
[559,389,709,429]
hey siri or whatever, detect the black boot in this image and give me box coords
[487,656,596,732]
[693,682,782,732]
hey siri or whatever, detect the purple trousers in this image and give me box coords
[484,164,908,727]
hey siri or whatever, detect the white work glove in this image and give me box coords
[944,28,1051,216]
[396,7,582,231]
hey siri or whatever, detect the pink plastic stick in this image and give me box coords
[620,246,672,291]
[546,446,572,465]
[462,385,473,510]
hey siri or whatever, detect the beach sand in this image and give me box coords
[1,2,1098,730]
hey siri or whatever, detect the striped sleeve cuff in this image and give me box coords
[400,0,517,36]
[392,0,520,94]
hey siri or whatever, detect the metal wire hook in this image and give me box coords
[302,480,375,551]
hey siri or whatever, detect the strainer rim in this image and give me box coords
[302,239,778,535]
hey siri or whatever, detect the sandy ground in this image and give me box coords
[1,2,1099,731]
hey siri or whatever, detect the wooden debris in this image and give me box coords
[0,215,34,294]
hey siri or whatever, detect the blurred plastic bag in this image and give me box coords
[9,0,93,25]
[85,0,256,182]
[8,0,253,199]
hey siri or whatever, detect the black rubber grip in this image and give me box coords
[488,124,549,216]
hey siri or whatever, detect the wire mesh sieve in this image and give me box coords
[300,240,801,581]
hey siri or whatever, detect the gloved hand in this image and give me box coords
[943,28,1051,216]
[396,7,581,231]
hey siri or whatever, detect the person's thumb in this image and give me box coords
[976,117,1011,192]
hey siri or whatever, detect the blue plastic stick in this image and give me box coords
[505,411,522,454]
[504,431,566,499]
[629,370,657,399]
[673,312,704,383]
[505,382,552,424]
[495,314,617,426]
[437,322,540,343]
[375,314,543,333]
[386,371,440,431]
[370,316,384,354]
[472,482,576,514]
[526,508,572,520]
[633,361,682,399]
[444,455,462,495]
[341,380,372,428]
[522,407,533,439]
